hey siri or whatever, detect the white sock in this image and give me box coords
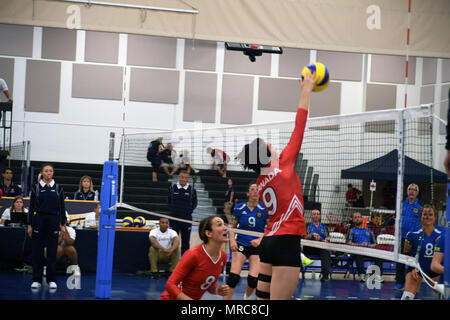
[401,291,415,300]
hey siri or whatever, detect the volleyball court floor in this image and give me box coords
[0,270,440,300]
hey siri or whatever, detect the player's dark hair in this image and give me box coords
[199,215,220,244]
[247,181,257,191]
[236,138,271,175]
[179,169,189,176]
[40,163,54,173]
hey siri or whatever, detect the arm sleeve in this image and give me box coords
[191,188,197,210]
[164,250,196,298]
[168,184,173,205]
[280,108,308,165]
[28,185,36,225]
[306,223,312,234]
[231,206,241,221]
[59,187,67,226]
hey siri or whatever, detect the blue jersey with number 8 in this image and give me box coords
[405,227,443,273]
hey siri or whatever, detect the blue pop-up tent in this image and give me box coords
[340,149,446,183]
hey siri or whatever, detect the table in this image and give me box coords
[0,226,151,273]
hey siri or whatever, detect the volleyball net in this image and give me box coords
[114,103,448,294]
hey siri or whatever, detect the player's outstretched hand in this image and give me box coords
[217,284,230,296]
[299,71,318,93]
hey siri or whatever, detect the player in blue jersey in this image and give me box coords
[431,233,445,275]
[401,205,443,300]
[224,183,268,300]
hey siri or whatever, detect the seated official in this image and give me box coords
[74,175,97,201]
[346,212,384,283]
[56,220,81,277]
[84,203,100,228]
[0,168,23,197]
[149,217,180,277]
[0,196,28,226]
[303,208,332,281]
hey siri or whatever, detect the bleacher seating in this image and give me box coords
[8,160,169,221]
[196,169,258,217]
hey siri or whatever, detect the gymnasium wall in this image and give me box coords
[0,23,449,171]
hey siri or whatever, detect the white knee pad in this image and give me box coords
[401,291,415,300]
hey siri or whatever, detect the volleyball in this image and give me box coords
[134,216,146,228]
[122,216,134,227]
[301,62,330,91]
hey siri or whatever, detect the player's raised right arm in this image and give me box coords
[298,71,317,111]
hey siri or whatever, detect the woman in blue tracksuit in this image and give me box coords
[27,164,66,290]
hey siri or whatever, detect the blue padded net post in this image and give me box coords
[95,161,118,299]
[445,178,450,300]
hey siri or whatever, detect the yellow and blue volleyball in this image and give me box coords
[301,62,330,92]
[122,216,134,227]
[134,216,146,228]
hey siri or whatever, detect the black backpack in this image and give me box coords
[147,140,160,162]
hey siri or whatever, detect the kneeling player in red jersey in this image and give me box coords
[160,216,230,300]
[236,71,317,300]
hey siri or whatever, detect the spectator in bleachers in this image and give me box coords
[84,203,100,228]
[74,175,97,201]
[149,217,180,277]
[223,178,235,225]
[394,183,422,291]
[0,168,23,197]
[303,208,332,282]
[346,211,384,283]
[57,216,81,277]
[147,137,164,182]
[0,77,12,102]
[345,184,363,207]
[172,149,199,176]
[431,234,445,275]
[160,142,177,178]
[206,147,229,178]
[168,170,197,256]
[0,195,28,226]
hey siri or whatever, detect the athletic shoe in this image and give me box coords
[48,282,57,289]
[393,283,404,291]
[31,282,41,289]
[302,256,314,267]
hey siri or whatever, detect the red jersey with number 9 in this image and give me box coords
[257,108,308,237]
[160,244,227,300]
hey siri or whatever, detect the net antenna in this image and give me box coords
[225,42,282,62]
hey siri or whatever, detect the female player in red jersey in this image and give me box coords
[236,71,317,300]
[160,216,230,300]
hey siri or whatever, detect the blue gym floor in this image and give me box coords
[0,271,441,300]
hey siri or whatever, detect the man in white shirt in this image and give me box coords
[84,203,100,228]
[149,217,180,276]
[0,78,12,102]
